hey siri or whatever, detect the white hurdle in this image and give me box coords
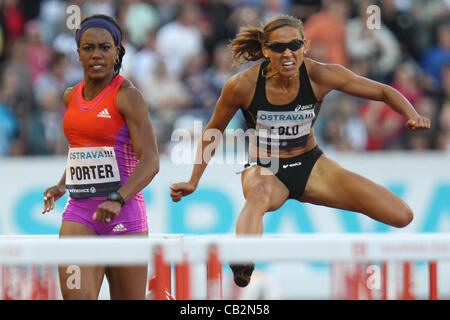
[1,233,450,300]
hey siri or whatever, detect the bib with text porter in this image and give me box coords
[66,147,121,198]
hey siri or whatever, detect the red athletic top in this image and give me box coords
[63,74,139,198]
[63,74,126,147]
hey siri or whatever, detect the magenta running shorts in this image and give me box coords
[62,192,148,235]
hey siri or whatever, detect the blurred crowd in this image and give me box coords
[0,0,449,157]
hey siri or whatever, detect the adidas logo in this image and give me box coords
[97,108,111,118]
[112,223,127,232]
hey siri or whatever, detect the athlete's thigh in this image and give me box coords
[58,221,105,299]
[298,155,412,227]
[241,165,289,212]
[106,231,148,300]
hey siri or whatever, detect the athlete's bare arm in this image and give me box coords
[305,59,430,131]
[42,87,75,213]
[92,80,159,222]
[115,80,159,200]
[170,66,258,202]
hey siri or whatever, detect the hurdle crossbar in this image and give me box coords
[1,233,449,300]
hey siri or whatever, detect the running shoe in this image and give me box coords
[229,263,255,287]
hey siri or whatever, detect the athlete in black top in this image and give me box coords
[242,59,324,199]
[170,15,430,287]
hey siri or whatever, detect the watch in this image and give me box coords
[107,191,125,207]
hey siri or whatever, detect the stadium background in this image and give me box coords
[0,0,449,299]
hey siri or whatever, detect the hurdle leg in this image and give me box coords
[206,246,222,300]
[429,261,438,300]
[403,262,415,300]
[175,254,190,300]
[154,246,170,300]
[382,262,388,300]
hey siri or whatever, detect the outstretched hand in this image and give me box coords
[42,184,66,214]
[170,182,197,202]
[406,115,430,131]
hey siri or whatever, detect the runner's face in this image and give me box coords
[263,26,305,79]
[78,28,119,80]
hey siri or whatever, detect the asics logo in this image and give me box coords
[295,104,314,111]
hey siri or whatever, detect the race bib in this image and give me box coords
[255,107,315,149]
[66,147,121,198]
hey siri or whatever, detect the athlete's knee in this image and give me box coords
[245,179,273,207]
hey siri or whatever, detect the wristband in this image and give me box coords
[107,191,125,207]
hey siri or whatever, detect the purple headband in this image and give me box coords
[75,18,122,47]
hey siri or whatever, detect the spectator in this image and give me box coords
[132,30,159,88]
[227,4,262,36]
[33,51,69,154]
[205,42,236,92]
[303,0,349,66]
[262,0,285,23]
[0,65,41,155]
[1,0,25,52]
[440,64,450,103]
[155,2,204,77]
[52,28,84,86]
[360,100,406,151]
[346,0,401,81]
[140,60,194,145]
[124,0,160,48]
[381,0,425,62]
[405,97,439,150]
[25,19,52,86]
[421,20,450,87]
[391,61,423,106]
[289,0,321,22]
[201,0,235,47]
[337,96,368,151]
[437,101,450,152]
[0,99,18,156]
[183,51,219,117]
[1,38,34,143]
[83,0,116,18]
[39,0,67,45]
[320,94,367,152]
[0,0,448,156]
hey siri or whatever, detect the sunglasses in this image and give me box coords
[265,39,305,53]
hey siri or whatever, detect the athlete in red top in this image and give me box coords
[42,14,159,300]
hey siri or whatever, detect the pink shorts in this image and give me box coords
[62,192,148,235]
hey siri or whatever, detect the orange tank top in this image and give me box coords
[63,74,139,198]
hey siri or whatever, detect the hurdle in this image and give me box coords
[149,234,450,300]
[1,233,450,300]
